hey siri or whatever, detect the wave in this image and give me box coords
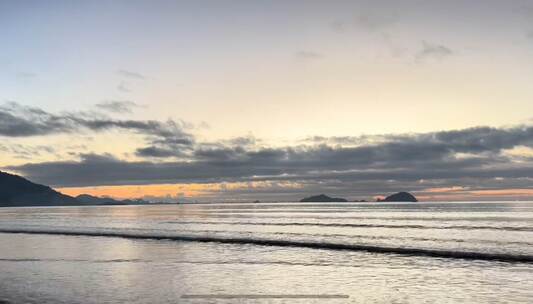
[9,223,533,248]
[162,220,533,232]
[1,228,532,263]
[191,208,533,214]
[0,257,382,268]
[165,260,339,267]
[172,214,533,222]
[7,223,533,246]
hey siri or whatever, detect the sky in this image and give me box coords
[1,0,533,202]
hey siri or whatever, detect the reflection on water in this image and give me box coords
[0,202,533,303]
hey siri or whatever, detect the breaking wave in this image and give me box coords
[1,228,532,263]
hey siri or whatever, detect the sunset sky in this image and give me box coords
[1,0,533,201]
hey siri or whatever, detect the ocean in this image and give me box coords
[0,201,532,303]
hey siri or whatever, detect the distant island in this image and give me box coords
[300,194,348,202]
[378,192,418,202]
[75,194,149,206]
[0,170,150,207]
[299,192,418,203]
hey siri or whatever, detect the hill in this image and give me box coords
[378,192,418,202]
[76,194,149,205]
[300,194,348,202]
[0,171,153,207]
[0,170,81,207]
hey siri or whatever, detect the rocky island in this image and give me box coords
[300,194,348,202]
[378,191,418,202]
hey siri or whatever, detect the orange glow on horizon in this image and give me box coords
[56,183,533,201]
[418,188,533,201]
[57,181,304,200]
[58,183,208,199]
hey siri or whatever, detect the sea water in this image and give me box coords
[0,201,532,303]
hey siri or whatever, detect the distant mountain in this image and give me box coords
[0,170,81,207]
[300,194,348,202]
[76,194,149,205]
[75,194,125,205]
[378,192,418,202]
[0,171,151,207]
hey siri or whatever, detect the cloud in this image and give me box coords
[6,125,533,201]
[415,41,454,62]
[330,20,348,33]
[6,149,532,200]
[0,143,55,159]
[0,102,194,154]
[117,81,131,92]
[353,12,397,31]
[0,102,72,137]
[225,136,258,147]
[95,100,140,114]
[295,51,323,60]
[135,146,181,158]
[331,10,397,33]
[16,72,37,79]
[117,69,145,80]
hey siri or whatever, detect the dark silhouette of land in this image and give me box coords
[300,194,348,202]
[0,170,80,207]
[300,192,418,203]
[0,171,149,207]
[378,192,418,202]
[76,194,149,205]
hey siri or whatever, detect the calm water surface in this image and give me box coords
[0,201,532,303]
